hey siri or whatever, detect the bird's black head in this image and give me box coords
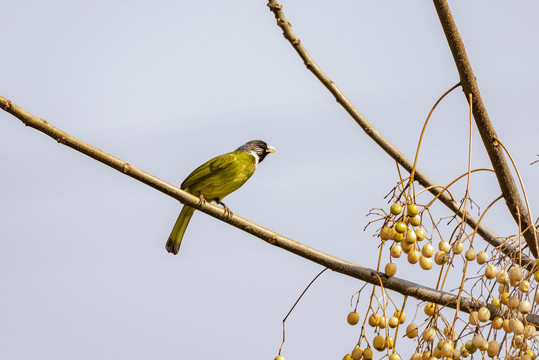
[236,140,276,163]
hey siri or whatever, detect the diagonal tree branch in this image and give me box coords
[1,95,529,324]
[433,0,539,257]
[265,0,534,265]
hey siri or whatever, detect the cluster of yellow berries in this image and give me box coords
[380,203,432,274]
[342,310,406,360]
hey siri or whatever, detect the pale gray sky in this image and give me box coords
[1,1,538,359]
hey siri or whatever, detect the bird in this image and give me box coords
[165,140,276,254]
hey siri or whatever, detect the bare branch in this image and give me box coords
[1,95,526,323]
[433,0,539,257]
[266,0,533,265]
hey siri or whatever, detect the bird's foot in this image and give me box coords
[198,194,207,207]
[220,202,233,219]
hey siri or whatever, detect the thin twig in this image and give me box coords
[279,268,328,355]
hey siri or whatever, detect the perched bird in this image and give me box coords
[166,140,275,254]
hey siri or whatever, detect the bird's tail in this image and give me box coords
[166,205,196,255]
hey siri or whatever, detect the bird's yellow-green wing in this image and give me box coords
[180,152,238,191]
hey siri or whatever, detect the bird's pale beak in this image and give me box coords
[267,146,276,153]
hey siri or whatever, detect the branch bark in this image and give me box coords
[1,95,528,324]
[432,0,539,257]
[266,0,534,265]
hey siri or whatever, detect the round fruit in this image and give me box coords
[409,215,421,227]
[438,241,450,252]
[393,231,404,242]
[386,336,394,349]
[491,298,501,308]
[422,244,434,257]
[408,250,420,264]
[385,263,397,277]
[452,241,464,254]
[476,251,488,264]
[275,356,285,360]
[465,248,477,261]
[373,335,386,351]
[485,265,498,279]
[390,244,402,258]
[363,348,373,360]
[468,311,479,325]
[419,256,433,270]
[509,267,524,285]
[395,221,407,234]
[389,353,400,360]
[415,228,426,241]
[378,316,387,329]
[394,310,406,323]
[520,280,531,292]
[380,227,394,240]
[424,302,437,316]
[534,271,539,282]
[519,300,531,314]
[510,318,524,335]
[509,296,519,309]
[434,250,448,265]
[478,307,490,322]
[422,327,436,342]
[342,354,352,360]
[441,341,454,357]
[487,340,499,357]
[351,347,363,360]
[368,313,380,327]
[405,230,417,244]
[390,203,403,215]
[492,317,503,330]
[496,270,509,284]
[407,204,419,217]
[388,316,399,328]
[347,312,360,325]
[472,335,484,349]
[406,323,418,338]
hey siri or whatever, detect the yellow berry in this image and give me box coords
[476,251,489,264]
[275,356,285,360]
[419,256,433,270]
[385,263,397,277]
[351,347,363,360]
[390,203,403,215]
[407,204,419,217]
[388,316,399,328]
[409,214,421,226]
[406,323,418,338]
[347,312,360,325]
[415,228,426,241]
[363,348,373,360]
[380,227,394,240]
[373,335,386,351]
[465,248,477,261]
[368,313,380,327]
[395,221,407,234]
[424,302,437,316]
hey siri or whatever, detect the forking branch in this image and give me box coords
[266,0,538,261]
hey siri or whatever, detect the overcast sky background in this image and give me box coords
[1,1,538,359]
